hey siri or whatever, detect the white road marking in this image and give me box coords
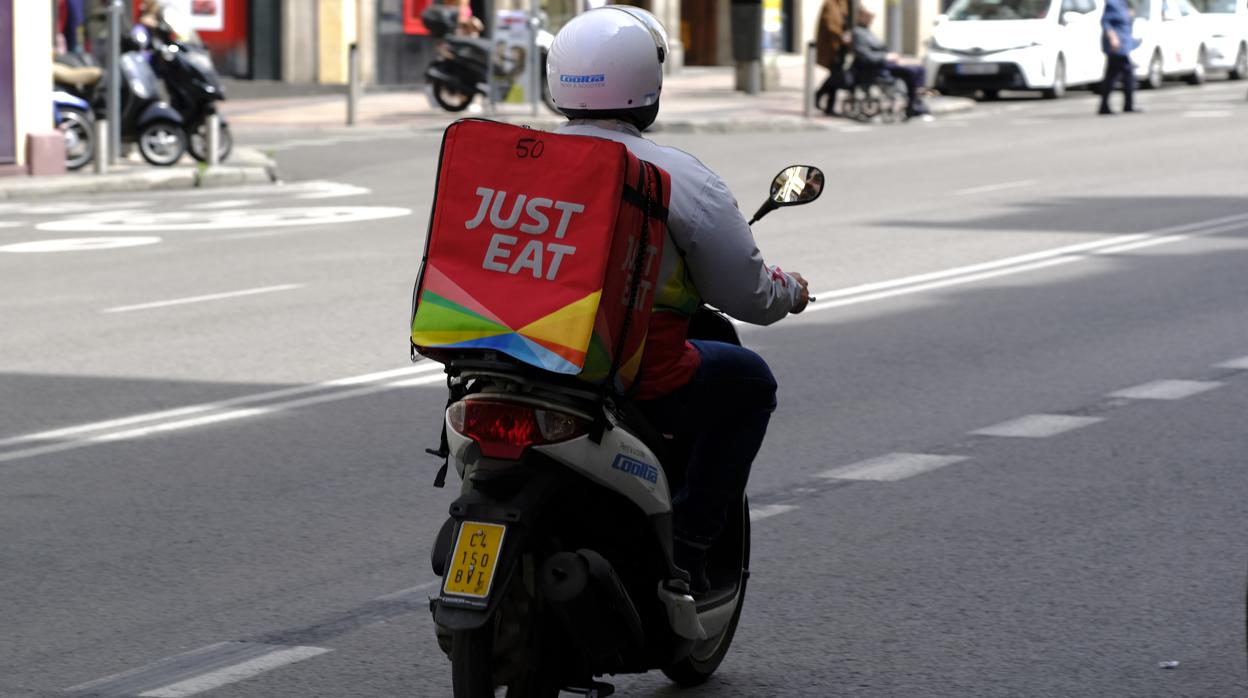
[955,179,1037,196]
[973,414,1103,438]
[0,362,444,451]
[103,284,303,313]
[186,199,261,210]
[1217,356,1248,370]
[838,125,873,133]
[749,504,799,521]
[800,211,1248,317]
[1181,110,1232,118]
[817,453,967,482]
[0,236,162,253]
[37,206,411,233]
[373,581,439,602]
[137,645,330,698]
[1109,380,1223,401]
[92,408,272,441]
[0,221,21,229]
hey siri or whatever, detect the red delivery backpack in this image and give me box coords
[410,119,671,394]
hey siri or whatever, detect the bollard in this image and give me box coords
[94,118,109,174]
[206,113,221,166]
[106,0,122,165]
[347,43,360,126]
[804,42,816,119]
[527,6,540,117]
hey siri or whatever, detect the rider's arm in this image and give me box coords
[680,172,804,326]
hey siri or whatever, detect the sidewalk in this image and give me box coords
[223,53,974,133]
[0,146,277,201]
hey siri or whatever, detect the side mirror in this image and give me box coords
[934,13,949,24]
[1060,10,1081,22]
[749,166,825,225]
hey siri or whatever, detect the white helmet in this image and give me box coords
[546,6,669,126]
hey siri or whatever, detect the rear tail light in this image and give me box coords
[448,399,589,460]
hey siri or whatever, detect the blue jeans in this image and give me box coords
[638,340,778,545]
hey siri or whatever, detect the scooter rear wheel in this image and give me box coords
[138,120,187,167]
[189,121,233,163]
[432,80,475,112]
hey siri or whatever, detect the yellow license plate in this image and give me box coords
[442,521,507,599]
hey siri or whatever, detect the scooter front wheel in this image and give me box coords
[189,120,233,163]
[662,497,751,686]
[431,80,476,112]
[138,120,187,167]
[57,107,94,171]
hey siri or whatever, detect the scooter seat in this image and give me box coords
[53,64,103,88]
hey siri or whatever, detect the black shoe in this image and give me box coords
[1098,105,1114,115]
[1123,106,1143,113]
[673,538,710,596]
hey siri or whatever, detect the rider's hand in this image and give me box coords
[790,272,811,314]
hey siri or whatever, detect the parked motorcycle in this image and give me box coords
[145,7,232,163]
[425,166,825,696]
[53,90,94,171]
[421,6,559,114]
[53,29,188,167]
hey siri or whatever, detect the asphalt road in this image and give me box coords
[2,80,1247,697]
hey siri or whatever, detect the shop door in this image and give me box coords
[681,0,719,65]
[0,0,15,166]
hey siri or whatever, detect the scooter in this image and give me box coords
[53,90,94,171]
[53,27,188,167]
[425,166,825,697]
[420,5,559,114]
[144,7,232,162]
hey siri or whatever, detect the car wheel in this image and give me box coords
[1230,43,1247,80]
[1042,56,1067,99]
[1186,46,1207,85]
[1144,51,1164,89]
[979,88,1001,100]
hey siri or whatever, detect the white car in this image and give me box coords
[926,0,1106,99]
[1130,0,1211,86]
[1188,0,1248,78]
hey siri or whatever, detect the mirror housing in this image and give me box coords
[749,166,825,225]
[1060,10,1081,23]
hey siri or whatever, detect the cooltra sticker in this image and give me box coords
[612,454,659,484]
[560,74,606,85]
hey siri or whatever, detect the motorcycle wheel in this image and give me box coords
[450,557,562,698]
[432,79,475,112]
[189,120,233,163]
[662,497,751,686]
[57,107,94,171]
[137,120,187,167]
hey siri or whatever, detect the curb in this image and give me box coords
[0,147,280,201]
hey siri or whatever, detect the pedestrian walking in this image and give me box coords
[1099,0,1140,114]
[814,0,851,115]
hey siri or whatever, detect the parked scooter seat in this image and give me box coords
[53,64,103,89]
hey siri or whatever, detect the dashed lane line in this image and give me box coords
[1109,379,1223,401]
[955,179,1037,196]
[749,504,800,521]
[817,453,969,482]
[65,642,329,698]
[103,284,303,313]
[1217,356,1248,370]
[972,414,1104,439]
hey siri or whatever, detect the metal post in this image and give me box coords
[206,113,221,166]
[106,0,122,165]
[486,43,496,115]
[887,0,903,52]
[347,42,360,126]
[804,42,816,119]
[94,119,109,174]
[527,3,540,116]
